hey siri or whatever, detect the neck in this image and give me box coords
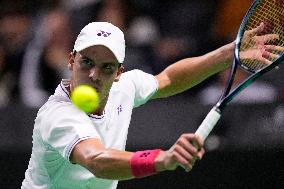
[93,95,108,115]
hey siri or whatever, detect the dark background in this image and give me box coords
[0,0,284,188]
[1,94,283,189]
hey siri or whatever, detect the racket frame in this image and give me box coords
[195,0,284,140]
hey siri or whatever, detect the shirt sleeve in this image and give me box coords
[40,102,101,161]
[120,69,158,108]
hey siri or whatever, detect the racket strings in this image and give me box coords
[240,0,284,73]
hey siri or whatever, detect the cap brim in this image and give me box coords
[74,42,123,63]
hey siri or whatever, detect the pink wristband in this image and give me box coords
[130,149,161,178]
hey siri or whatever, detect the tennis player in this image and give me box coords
[21,22,270,189]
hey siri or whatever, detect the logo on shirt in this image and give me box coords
[117,105,122,115]
[97,30,111,37]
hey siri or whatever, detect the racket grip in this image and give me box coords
[195,107,221,141]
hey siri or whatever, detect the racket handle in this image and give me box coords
[195,107,221,141]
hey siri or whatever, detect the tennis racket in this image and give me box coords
[195,0,284,141]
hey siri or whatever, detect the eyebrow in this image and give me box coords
[77,51,120,66]
[80,55,93,61]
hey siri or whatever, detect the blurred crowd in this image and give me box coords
[0,0,283,109]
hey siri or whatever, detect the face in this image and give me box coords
[69,45,124,107]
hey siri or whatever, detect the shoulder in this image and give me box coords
[120,69,154,80]
[36,96,97,144]
[112,69,157,92]
[36,95,92,131]
[117,69,157,86]
[39,80,83,118]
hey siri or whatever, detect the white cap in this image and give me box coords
[73,22,125,63]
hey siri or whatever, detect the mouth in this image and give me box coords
[89,86,99,93]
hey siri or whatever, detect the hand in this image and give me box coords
[240,45,282,65]
[242,22,279,47]
[155,134,205,172]
[240,22,284,66]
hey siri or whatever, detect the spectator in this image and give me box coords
[0,1,33,107]
[20,6,73,108]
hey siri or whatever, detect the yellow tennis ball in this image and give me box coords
[71,85,99,113]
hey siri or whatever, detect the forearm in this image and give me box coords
[72,139,163,180]
[85,149,135,180]
[73,136,205,180]
[85,149,163,180]
[154,42,235,98]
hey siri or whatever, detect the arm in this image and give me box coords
[71,134,204,180]
[153,42,235,98]
[70,138,134,180]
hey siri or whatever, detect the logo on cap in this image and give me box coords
[97,30,111,37]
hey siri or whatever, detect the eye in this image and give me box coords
[81,58,94,68]
[103,64,112,69]
[102,63,117,73]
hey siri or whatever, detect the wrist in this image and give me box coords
[154,150,167,172]
[130,149,161,178]
[217,41,235,69]
[223,41,235,62]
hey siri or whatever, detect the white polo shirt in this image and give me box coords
[21,70,158,189]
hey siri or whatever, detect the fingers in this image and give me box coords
[264,45,284,53]
[243,23,280,47]
[259,57,273,65]
[240,44,282,66]
[254,34,279,44]
[260,44,283,64]
[245,22,264,38]
[262,51,279,60]
[172,150,193,172]
[197,148,205,160]
[167,134,205,172]
[172,137,198,156]
[192,134,204,150]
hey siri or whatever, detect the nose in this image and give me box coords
[89,67,100,81]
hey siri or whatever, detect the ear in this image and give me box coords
[114,65,124,82]
[68,52,75,70]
